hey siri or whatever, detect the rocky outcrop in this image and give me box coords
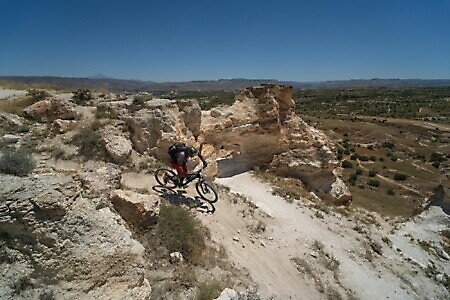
[23,99,78,122]
[99,98,201,159]
[99,99,201,160]
[2,133,20,144]
[52,118,76,134]
[0,112,25,130]
[0,174,151,299]
[200,84,349,203]
[76,161,121,198]
[110,189,160,227]
[99,122,133,163]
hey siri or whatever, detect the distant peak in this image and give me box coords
[88,73,112,79]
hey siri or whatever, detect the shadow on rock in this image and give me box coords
[152,185,215,214]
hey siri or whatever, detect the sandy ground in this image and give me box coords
[117,170,449,299]
[0,88,27,100]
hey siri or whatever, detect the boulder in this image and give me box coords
[2,134,20,144]
[0,112,25,129]
[215,288,238,300]
[76,161,121,198]
[99,123,133,163]
[23,99,78,122]
[110,189,160,227]
[52,118,76,134]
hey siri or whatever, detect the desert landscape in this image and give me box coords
[0,83,448,299]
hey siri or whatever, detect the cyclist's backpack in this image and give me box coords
[168,143,187,158]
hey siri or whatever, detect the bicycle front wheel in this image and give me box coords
[196,180,218,203]
[155,168,177,188]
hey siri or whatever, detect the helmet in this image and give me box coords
[188,146,197,155]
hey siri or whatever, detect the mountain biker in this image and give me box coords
[168,143,207,186]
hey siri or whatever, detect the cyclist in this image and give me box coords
[168,143,207,186]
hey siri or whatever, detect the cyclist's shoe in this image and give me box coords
[170,176,180,186]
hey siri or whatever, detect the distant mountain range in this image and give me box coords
[1,76,449,92]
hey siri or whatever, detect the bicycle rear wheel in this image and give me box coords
[196,180,218,203]
[155,168,177,188]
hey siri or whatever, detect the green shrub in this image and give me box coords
[348,173,357,186]
[27,89,50,102]
[350,154,358,160]
[157,203,206,263]
[387,188,395,195]
[368,179,379,187]
[195,279,224,300]
[393,172,408,181]
[368,170,377,177]
[359,155,369,162]
[72,89,92,105]
[342,160,353,168]
[0,149,36,176]
[369,156,377,161]
[432,161,440,169]
[133,94,152,105]
[356,168,363,175]
[72,121,104,158]
[95,106,119,119]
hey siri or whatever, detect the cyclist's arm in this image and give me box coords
[198,144,207,165]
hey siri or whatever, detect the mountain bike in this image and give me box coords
[155,162,218,203]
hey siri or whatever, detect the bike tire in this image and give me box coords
[196,180,218,203]
[155,168,177,188]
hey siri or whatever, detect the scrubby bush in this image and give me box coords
[0,148,36,176]
[432,161,440,169]
[27,89,50,102]
[195,279,224,300]
[342,160,353,168]
[359,155,370,162]
[387,188,395,195]
[133,94,152,105]
[350,154,358,160]
[72,120,104,158]
[348,173,358,186]
[368,179,379,187]
[356,168,363,175]
[368,170,377,177]
[72,89,92,105]
[157,203,206,263]
[393,172,408,181]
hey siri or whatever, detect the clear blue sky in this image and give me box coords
[1,0,449,82]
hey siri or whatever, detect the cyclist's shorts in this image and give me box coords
[171,162,187,175]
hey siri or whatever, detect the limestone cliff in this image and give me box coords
[200,84,351,204]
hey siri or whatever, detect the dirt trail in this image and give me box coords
[121,170,449,299]
[201,173,448,299]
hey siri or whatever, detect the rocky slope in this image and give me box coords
[0,86,448,299]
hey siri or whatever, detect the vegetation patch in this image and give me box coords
[393,172,408,181]
[72,120,106,159]
[0,89,50,115]
[194,279,224,300]
[156,202,206,263]
[0,148,36,176]
[72,88,92,105]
